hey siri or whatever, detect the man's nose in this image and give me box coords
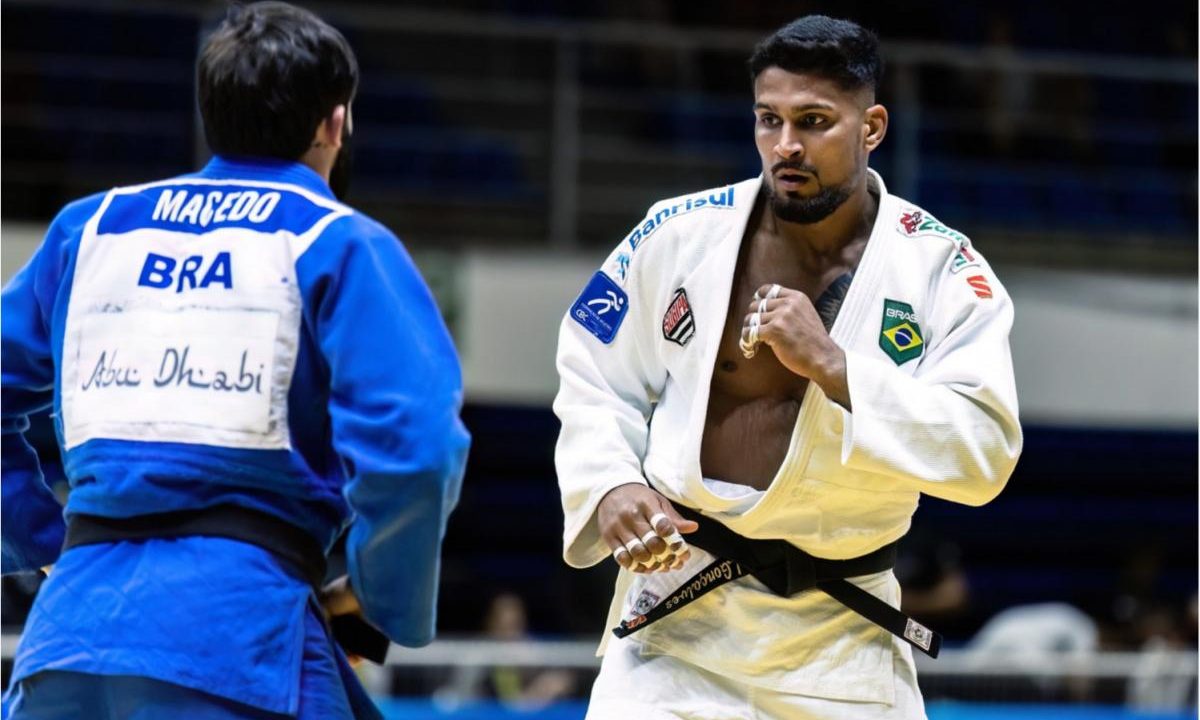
[774,126,804,160]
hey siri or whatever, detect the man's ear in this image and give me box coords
[313,104,347,149]
[863,104,888,151]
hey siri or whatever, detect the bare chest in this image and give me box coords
[698,227,863,487]
[710,230,858,400]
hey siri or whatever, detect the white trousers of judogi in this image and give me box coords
[585,634,927,720]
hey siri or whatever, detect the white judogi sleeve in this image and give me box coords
[554,220,671,569]
[839,262,1022,506]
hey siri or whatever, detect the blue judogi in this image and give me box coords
[1,157,470,718]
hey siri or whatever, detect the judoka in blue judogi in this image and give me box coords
[1,3,469,717]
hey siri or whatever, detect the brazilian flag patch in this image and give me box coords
[879,299,924,365]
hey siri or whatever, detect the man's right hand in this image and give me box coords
[597,483,700,573]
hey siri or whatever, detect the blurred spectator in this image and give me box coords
[968,602,1099,660]
[434,592,578,709]
[1103,541,1179,648]
[1126,594,1198,711]
[967,602,1100,701]
[895,531,972,638]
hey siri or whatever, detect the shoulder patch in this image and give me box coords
[570,271,629,344]
[662,288,695,346]
[897,208,969,249]
[949,245,981,274]
[965,274,993,299]
[879,299,924,365]
[612,251,632,282]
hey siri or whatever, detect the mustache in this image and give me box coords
[771,161,818,176]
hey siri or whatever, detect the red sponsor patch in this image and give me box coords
[966,275,993,299]
[900,210,924,235]
[662,288,696,346]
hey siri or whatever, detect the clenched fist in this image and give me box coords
[597,483,699,573]
[741,283,852,409]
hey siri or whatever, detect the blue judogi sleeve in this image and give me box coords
[1,197,101,574]
[298,215,469,647]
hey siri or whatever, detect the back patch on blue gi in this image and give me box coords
[570,272,628,344]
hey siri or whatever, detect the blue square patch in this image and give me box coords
[570,271,629,344]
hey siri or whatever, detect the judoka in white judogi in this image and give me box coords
[554,170,1021,717]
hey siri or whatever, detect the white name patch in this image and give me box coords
[65,308,283,449]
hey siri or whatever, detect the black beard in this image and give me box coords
[765,181,852,224]
[329,131,354,201]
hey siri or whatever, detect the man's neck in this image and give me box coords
[298,147,334,185]
[764,176,879,263]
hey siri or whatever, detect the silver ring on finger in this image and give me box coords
[757,298,769,315]
[624,538,646,555]
[767,283,782,299]
[612,547,631,563]
[640,530,660,546]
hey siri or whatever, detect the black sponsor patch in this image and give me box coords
[662,288,695,346]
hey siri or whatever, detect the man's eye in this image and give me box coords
[802,115,826,127]
[759,115,781,128]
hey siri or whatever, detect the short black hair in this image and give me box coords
[748,16,882,93]
[198,1,358,160]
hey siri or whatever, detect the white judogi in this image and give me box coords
[553,170,1022,717]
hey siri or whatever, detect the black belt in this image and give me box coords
[65,505,328,590]
[64,504,391,664]
[612,504,942,658]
